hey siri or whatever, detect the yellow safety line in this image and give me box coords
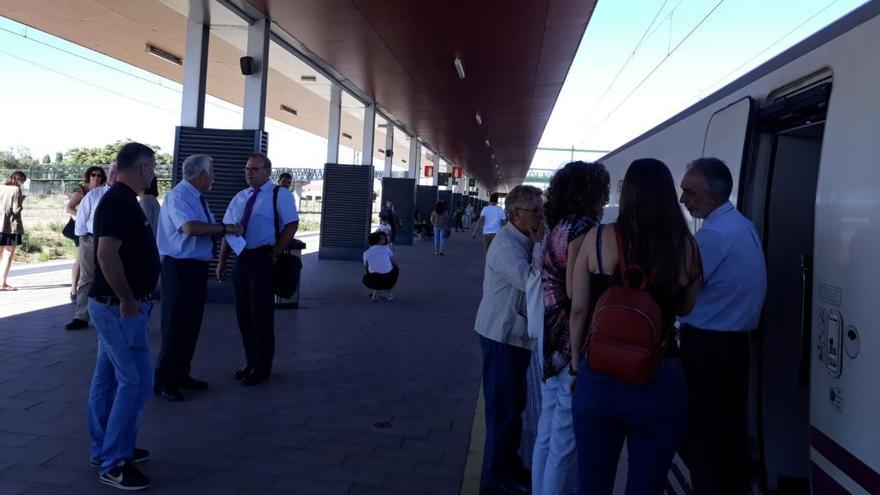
[460,384,485,495]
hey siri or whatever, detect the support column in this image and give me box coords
[432,153,440,186]
[383,123,394,177]
[407,136,420,178]
[327,84,342,163]
[361,102,375,166]
[180,6,209,128]
[242,18,270,130]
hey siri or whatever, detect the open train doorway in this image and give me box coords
[745,77,831,494]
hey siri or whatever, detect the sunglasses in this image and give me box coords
[90,173,106,178]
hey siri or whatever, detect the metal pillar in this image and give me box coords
[383,123,394,177]
[407,136,420,178]
[242,18,270,130]
[327,84,342,163]
[361,102,375,166]
[180,4,209,128]
[432,153,440,186]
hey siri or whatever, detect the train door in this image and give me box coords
[747,78,831,493]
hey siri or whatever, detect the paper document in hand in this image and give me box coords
[225,234,246,256]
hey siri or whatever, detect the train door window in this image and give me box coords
[751,77,832,493]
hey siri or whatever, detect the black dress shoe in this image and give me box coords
[233,367,253,380]
[242,373,268,386]
[155,385,184,402]
[65,318,89,330]
[177,376,208,390]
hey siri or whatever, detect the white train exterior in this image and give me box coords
[596,2,880,493]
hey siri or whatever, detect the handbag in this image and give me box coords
[272,186,302,298]
[62,218,77,241]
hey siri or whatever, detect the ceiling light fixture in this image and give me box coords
[454,56,466,80]
[280,104,298,116]
[475,112,482,125]
[145,44,182,66]
[485,139,490,148]
[300,75,317,82]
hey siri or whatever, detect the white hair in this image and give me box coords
[182,154,213,180]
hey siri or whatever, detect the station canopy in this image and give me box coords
[1,0,596,189]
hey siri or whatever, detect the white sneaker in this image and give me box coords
[383,292,394,301]
[370,291,379,302]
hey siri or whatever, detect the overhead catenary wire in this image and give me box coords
[577,0,726,146]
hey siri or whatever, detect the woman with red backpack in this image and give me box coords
[567,158,702,494]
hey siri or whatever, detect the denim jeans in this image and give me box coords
[532,371,576,495]
[572,359,686,495]
[87,299,154,473]
[434,227,446,252]
[479,335,532,488]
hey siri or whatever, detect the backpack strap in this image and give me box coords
[613,224,651,290]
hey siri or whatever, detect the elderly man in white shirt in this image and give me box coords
[474,184,544,495]
[217,154,299,386]
[153,154,243,402]
[66,163,117,331]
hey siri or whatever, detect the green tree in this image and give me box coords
[63,140,172,165]
[54,152,64,163]
[42,154,51,164]
[0,148,38,168]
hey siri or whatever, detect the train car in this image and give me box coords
[597,2,880,493]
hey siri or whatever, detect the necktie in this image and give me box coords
[199,195,218,258]
[240,188,260,234]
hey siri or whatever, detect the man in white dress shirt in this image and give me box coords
[66,163,117,330]
[217,154,299,386]
[153,154,243,401]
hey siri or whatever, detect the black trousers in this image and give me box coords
[363,266,399,291]
[233,247,276,377]
[680,325,751,495]
[155,257,208,389]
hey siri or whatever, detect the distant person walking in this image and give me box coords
[380,200,397,244]
[472,193,506,249]
[532,161,610,495]
[154,154,243,402]
[678,158,767,495]
[430,200,448,255]
[64,166,107,300]
[86,142,160,491]
[465,203,475,229]
[568,159,702,495]
[66,164,117,330]
[363,231,399,301]
[453,203,465,232]
[474,185,544,495]
[0,171,26,291]
[218,154,299,386]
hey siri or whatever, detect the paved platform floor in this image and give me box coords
[0,231,486,494]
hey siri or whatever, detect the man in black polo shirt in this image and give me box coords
[86,142,160,491]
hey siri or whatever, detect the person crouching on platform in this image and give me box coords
[217,153,299,386]
[363,231,399,301]
[153,154,244,402]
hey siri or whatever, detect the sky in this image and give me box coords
[0,0,871,175]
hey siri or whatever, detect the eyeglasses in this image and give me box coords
[90,173,105,178]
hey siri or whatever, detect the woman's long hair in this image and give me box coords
[5,171,26,188]
[434,200,446,215]
[544,161,610,229]
[616,158,693,295]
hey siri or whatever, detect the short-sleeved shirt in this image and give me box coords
[157,180,215,260]
[363,245,394,274]
[89,182,161,299]
[480,205,505,234]
[75,185,110,236]
[223,180,299,249]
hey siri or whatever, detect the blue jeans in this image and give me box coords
[434,227,446,252]
[572,359,686,495]
[479,335,532,488]
[87,299,154,473]
[532,371,576,495]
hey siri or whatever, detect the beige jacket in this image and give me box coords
[0,184,24,235]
